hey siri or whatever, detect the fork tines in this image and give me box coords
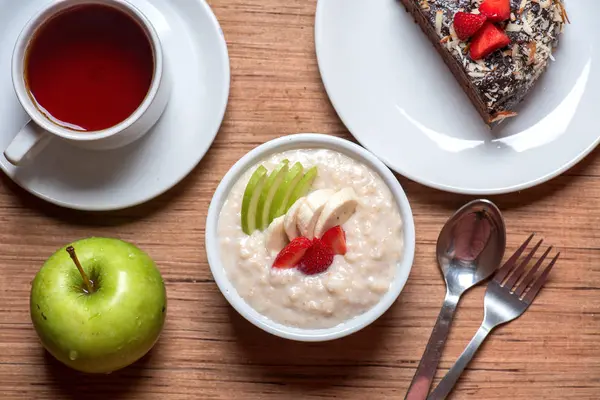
[493,233,560,303]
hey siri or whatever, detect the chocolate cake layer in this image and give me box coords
[400,0,567,125]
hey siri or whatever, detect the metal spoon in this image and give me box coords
[404,199,506,400]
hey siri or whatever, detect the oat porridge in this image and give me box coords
[217,149,404,329]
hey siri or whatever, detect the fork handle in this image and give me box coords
[427,326,491,400]
[404,292,459,400]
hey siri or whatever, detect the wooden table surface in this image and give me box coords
[1,1,599,399]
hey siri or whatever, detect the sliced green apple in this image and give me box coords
[257,160,289,230]
[287,166,317,209]
[269,162,304,221]
[241,165,268,235]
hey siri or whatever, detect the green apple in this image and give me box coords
[257,160,289,230]
[241,165,268,234]
[269,162,304,221]
[287,166,318,208]
[30,237,166,374]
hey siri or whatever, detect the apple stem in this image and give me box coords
[66,246,94,294]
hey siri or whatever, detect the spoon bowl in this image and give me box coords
[437,200,506,294]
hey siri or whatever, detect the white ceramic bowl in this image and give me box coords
[205,133,416,341]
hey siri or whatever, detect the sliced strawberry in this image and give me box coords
[273,237,312,268]
[321,226,347,255]
[479,0,511,22]
[470,22,511,60]
[453,12,487,41]
[298,239,334,275]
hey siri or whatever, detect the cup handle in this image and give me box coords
[4,121,52,166]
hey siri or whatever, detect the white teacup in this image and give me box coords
[4,0,170,166]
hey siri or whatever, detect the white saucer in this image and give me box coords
[0,0,229,210]
[316,0,600,195]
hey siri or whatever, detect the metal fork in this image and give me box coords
[427,234,560,400]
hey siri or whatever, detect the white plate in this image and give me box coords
[316,0,600,195]
[0,0,229,210]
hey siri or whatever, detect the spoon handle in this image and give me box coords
[404,291,460,400]
[427,326,491,400]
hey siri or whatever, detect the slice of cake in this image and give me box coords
[399,0,569,125]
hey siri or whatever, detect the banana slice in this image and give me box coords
[283,198,305,240]
[264,216,288,254]
[314,187,358,238]
[296,189,335,238]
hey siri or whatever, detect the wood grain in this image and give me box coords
[1,0,599,399]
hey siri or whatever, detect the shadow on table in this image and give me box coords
[398,145,600,213]
[42,346,155,399]
[0,143,217,225]
[227,290,413,396]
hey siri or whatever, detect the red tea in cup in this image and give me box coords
[25,4,154,132]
